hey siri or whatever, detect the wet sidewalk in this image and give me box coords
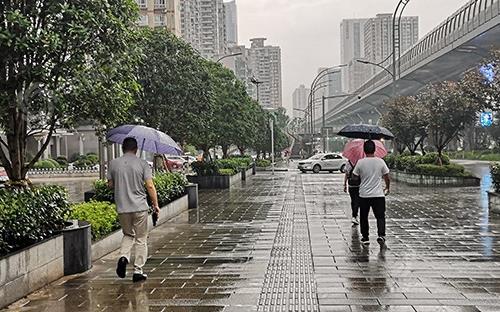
[5,170,500,312]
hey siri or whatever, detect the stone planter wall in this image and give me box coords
[0,235,64,309]
[488,191,500,214]
[187,167,254,189]
[91,194,189,261]
[390,171,480,187]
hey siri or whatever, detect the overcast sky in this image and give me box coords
[235,0,470,114]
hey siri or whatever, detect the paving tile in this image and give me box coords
[4,169,500,311]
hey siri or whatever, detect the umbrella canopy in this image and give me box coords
[106,125,183,156]
[342,139,387,165]
[337,124,394,140]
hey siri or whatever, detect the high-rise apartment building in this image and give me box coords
[180,0,201,51]
[340,14,418,92]
[137,0,181,36]
[340,18,369,93]
[180,0,227,59]
[364,14,419,77]
[248,38,282,109]
[221,45,256,99]
[293,85,310,119]
[224,0,238,47]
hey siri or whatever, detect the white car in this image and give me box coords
[298,153,347,174]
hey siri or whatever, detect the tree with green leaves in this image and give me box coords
[0,0,140,183]
[381,96,429,155]
[418,81,482,163]
[133,28,214,155]
[460,49,499,110]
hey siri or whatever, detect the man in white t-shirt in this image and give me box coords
[352,140,390,246]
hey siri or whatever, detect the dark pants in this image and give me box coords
[348,187,360,218]
[359,197,386,239]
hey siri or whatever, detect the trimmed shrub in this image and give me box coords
[34,159,60,169]
[192,161,219,176]
[421,152,450,165]
[218,168,236,176]
[153,172,188,207]
[0,186,70,256]
[55,156,69,167]
[70,201,119,240]
[93,172,188,207]
[256,159,271,167]
[413,164,465,177]
[93,179,114,203]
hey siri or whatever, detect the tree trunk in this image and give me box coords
[437,148,444,166]
[221,145,229,159]
[238,146,245,155]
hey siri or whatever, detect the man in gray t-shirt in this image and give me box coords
[107,137,159,283]
[352,140,390,247]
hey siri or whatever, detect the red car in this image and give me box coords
[165,157,185,172]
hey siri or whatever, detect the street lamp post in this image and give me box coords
[216,52,243,63]
[251,78,275,175]
[305,64,347,155]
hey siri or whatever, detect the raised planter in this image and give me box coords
[390,170,480,187]
[91,194,189,261]
[488,191,500,214]
[187,167,254,189]
[0,235,64,309]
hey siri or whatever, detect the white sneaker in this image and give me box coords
[352,217,359,225]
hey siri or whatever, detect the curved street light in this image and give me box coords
[216,52,243,63]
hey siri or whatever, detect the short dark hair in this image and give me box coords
[364,140,376,154]
[122,137,138,153]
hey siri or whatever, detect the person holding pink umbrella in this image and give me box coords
[352,140,391,246]
[343,139,388,227]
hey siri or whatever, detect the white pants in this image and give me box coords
[118,211,148,274]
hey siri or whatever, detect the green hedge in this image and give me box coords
[74,153,99,168]
[153,172,188,207]
[413,164,465,177]
[218,168,236,176]
[70,201,119,240]
[34,158,62,169]
[192,157,253,177]
[385,152,450,171]
[256,159,271,167]
[93,172,188,207]
[385,153,468,177]
[93,179,114,202]
[0,186,70,256]
[191,161,219,176]
[447,150,500,162]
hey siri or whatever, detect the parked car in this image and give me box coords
[298,153,347,174]
[165,156,186,172]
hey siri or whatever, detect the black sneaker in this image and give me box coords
[377,236,386,246]
[116,257,128,278]
[361,237,370,245]
[133,273,148,283]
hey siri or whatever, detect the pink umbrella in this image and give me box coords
[342,139,387,165]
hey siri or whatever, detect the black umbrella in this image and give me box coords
[337,124,395,140]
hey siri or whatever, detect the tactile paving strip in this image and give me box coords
[258,175,319,311]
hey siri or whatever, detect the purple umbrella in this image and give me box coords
[106,125,183,156]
